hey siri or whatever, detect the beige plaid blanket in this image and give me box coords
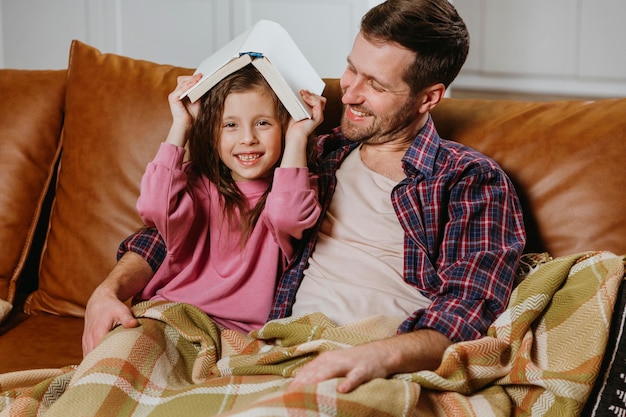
[0,251,623,416]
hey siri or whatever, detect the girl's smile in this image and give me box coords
[236,152,264,162]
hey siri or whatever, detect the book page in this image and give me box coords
[240,20,324,98]
[181,20,324,115]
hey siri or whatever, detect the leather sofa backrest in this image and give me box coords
[431,98,626,257]
[0,69,65,304]
[6,40,625,319]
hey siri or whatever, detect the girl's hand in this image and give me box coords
[286,90,326,140]
[165,74,203,147]
[281,90,326,168]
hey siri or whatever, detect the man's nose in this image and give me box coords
[341,78,364,104]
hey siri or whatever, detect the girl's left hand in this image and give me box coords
[278,90,326,168]
[286,90,327,140]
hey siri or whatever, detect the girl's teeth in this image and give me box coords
[238,154,260,161]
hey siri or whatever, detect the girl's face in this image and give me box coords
[218,89,283,182]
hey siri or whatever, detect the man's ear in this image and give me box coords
[417,83,446,113]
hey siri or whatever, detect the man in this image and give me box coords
[83,0,526,394]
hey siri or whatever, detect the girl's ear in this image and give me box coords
[417,83,445,114]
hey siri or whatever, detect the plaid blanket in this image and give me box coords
[0,251,623,416]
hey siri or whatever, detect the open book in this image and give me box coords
[181,20,325,121]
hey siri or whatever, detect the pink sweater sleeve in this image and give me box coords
[136,142,195,255]
[264,167,321,261]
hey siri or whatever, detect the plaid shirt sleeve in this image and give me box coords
[116,227,166,273]
[394,134,526,343]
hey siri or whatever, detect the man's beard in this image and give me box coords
[340,97,419,145]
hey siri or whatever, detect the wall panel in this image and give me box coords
[231,0,370,78]
[482,0,577,77]
[2,0,626,98]
[579,0,626,80]
[113,0,227,68]
[2,0,88,69]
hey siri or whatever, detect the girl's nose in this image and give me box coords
[240,133,258,145]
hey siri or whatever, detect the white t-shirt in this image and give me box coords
[291,146,431,326]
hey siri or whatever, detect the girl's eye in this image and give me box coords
[223,122,236,128]
[257,120,271,127]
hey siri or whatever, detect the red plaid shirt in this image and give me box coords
[120,116,526,343]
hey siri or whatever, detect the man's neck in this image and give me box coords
[359,142,409,182]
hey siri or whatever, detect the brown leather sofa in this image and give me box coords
[1,39,625,388]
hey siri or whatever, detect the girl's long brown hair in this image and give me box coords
[187,64,290,242]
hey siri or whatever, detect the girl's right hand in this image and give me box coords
[165,74,203,147]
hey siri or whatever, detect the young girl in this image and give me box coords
[135,65,324,333]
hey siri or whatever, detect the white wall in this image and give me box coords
[454,0,626,97]
[1,0,625,98]
[0,3,3,67]
[0,0,371,78]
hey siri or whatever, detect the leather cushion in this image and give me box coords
[25,41,193,316]
[0,313,84,372]
[0,69,65,304]
[432,98,626,257]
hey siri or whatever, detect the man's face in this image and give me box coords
[339,33,422,145]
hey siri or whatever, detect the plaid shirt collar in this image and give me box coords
[316,115,440,180]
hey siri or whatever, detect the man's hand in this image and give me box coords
[82,285,138,356]
[82,251,155,355]
[290,341,393,393]
[289,329,451,393]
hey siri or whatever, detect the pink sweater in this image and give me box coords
[136,143,320,332]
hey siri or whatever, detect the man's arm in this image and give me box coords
[82,251,154,355]
[400,166,526,342]
[290,329,451,393]
[83,227,166,355]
